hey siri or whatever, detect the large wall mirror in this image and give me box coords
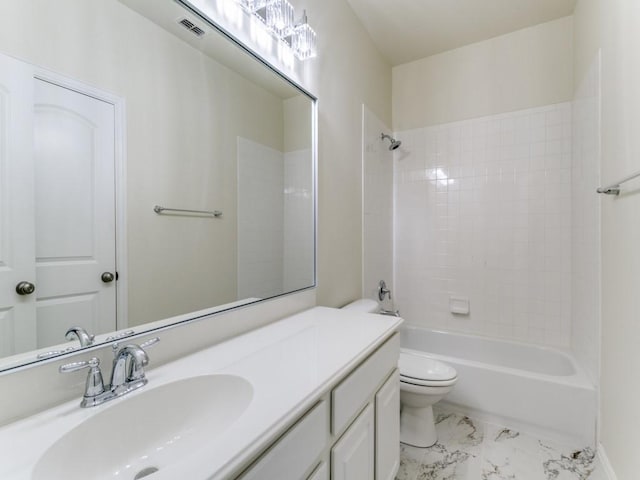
[0,0,316,371]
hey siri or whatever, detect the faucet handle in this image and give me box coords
[378,280,392,301]
[112,337,159,357]
[140,337,160,350]
[59,357,105,402]
[59,356,100,373]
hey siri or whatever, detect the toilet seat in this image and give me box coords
[399,352,457,387]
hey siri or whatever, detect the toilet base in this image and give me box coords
[400,404,437,448]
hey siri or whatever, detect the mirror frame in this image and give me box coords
[0,0,318,373]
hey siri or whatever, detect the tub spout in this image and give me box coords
[379,308,401,317]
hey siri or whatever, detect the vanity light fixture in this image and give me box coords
[289,10,317,60]
[235,0,317,60]
[266,0,294,37]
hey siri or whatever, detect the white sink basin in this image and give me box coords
[32,374,253,480]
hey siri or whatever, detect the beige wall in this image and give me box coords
[0,0,391,422]
[284,95,312,153]
[575,0,640,477]
[0,0,291,326]
[573,0,602,91]
[392,16,574,130]
[0,0,390,326]
[200,0,393,308]
[299,0,392,306]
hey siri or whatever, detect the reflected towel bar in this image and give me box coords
[153,205,223,217]
[597,169,640,195]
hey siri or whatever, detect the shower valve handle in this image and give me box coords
[378,280,392,301]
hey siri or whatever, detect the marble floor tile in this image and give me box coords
[397,444,426,480]
[396,407,598,480]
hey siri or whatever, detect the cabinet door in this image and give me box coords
[376,369,400,480]
[307,462,328,480]
[331,404,375,480]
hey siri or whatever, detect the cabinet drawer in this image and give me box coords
[240,400,329,480]
[331,333,399,434]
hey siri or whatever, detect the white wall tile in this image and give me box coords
[237,137,284,299]
[394,103,573,348]
[283,149,314,292]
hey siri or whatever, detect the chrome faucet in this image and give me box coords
[65,326,95,347]
[110,343,150,393]
[60,337,159,408]
[36,326,95,359]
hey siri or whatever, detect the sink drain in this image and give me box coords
[133,467,159,479]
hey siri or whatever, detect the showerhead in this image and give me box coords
[381,133,401,151]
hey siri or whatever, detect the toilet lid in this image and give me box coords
[399,352,457,382]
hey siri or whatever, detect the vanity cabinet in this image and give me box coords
[236,333,400,480]
[330,369,400,480]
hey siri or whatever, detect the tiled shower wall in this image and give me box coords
[394,103,573,348]
[238,137,285,299]
[283,148,314,293]
[571,53,601,383]
[238,138,314,299]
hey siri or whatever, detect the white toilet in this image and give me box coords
[341,298,458,448]
[398,351,457,447]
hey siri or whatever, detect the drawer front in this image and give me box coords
[331,333,399,435]
[240,400,329,480]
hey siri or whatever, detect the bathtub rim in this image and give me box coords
[400,325,594,389]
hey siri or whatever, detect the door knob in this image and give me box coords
[101,272,115,283]
[16,281,35,295]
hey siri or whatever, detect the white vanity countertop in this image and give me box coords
[0,306,402,480]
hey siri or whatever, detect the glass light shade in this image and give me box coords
[233,0,317,61]
[250,0,270,17]
[252,0,270,8]
[266,0,294,38]
[235,0,270,16]
[292,22,317,60]
[235,0,257,11]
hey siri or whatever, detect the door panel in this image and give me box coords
[34,79,116,348]
[331,404,375,480]
[0,53,36,356]
[35,293,99,347]
[34,106,96,259]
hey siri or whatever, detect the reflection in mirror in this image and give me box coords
[0,0,315,371]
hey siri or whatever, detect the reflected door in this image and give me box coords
[0,54,37,356]
[33,79,117,348]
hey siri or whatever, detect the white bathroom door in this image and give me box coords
[0,54,37,356]
[33,79,117,347]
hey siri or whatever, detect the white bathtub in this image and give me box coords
[400,326,597,446]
